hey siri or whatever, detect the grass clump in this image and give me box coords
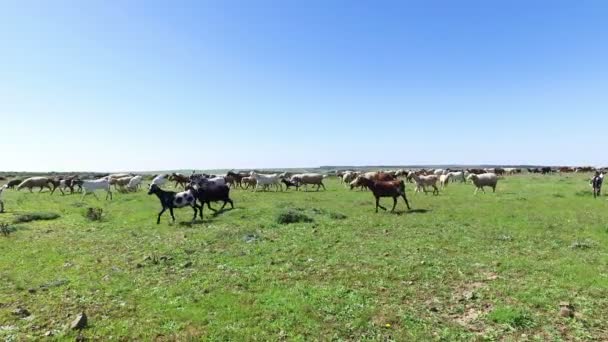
[13,212,60,223]
[488,306,534,329]
[85,207,104,221]
[276,209,313,224]
[329,211,347,220]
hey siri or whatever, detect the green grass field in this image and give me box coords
[1,174,607,340]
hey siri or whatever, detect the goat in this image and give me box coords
[0,184,8,212]
[148,184,200,224]
[187,182,234,221]
[249,172,282,192]
[356,177,411,213]
[17,177,54,193]
[407,172,439,195]
[81,178,113,200]
[169,173,189,188]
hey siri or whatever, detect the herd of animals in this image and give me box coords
[0,166,605,223]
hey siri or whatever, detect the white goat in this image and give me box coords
[448,171,466,183]
[151,174,168,187]
[408,172,439,195]
[127,175,143,191]
[0,184,8,212]
[81,178,113,200]
[439,174,451,189]
[250,172,282,192]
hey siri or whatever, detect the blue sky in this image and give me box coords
[1,0,607,171]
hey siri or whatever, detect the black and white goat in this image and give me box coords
[148,184,201,224]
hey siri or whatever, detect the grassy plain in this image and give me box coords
[0,174,607,340]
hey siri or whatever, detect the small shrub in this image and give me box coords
[14,212,60,223]
[86,207,104,221]
[329,212,347,220]
[1,223,14,236]
[276,209,313,224]
[570,239,594,250]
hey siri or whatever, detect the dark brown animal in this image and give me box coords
[356,177,411,213]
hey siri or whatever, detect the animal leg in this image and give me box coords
[169,207,175,222]
[0,200,4,213]
[191,205,198,221]
[391,197,397,212]
[402,194,411,210]
[376,197,387,212]
[206,201,217,212]
[320,182,326,191]
[157,207,166,224]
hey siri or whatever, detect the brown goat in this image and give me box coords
[357,177,411,213]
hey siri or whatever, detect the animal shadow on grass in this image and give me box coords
[386,208,430,215]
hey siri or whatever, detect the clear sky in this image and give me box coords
[1,0,607,172]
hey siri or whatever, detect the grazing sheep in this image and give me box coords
[467,173,498,194]
[439,174,451,189]
[148,184,200,224]
[355,177,411,213]
[0,184,8,212]
[6,179,22,189]
[407,172,439,195]
[187,182,234,221]
[17,177,54,193]
[81,178,113,200]
[290,173,326,191]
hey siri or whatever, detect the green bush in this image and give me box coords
[276,209,313,224]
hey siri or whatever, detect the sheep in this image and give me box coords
[151,174,168,187]
[127,175,143,191]
[439,174,451,189]
[187,182,234,221]
[81,178,113,200]
[0,184,8,212]
[249,172,282,192]
[17,177,54,193]
[6,179,22,189]
[290,173,326,191]
[148,184,200,224]
[407,172,439,195]
[467,173,498,194]
[355,177,411,213]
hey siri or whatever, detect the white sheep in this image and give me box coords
[467,173,498,194]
